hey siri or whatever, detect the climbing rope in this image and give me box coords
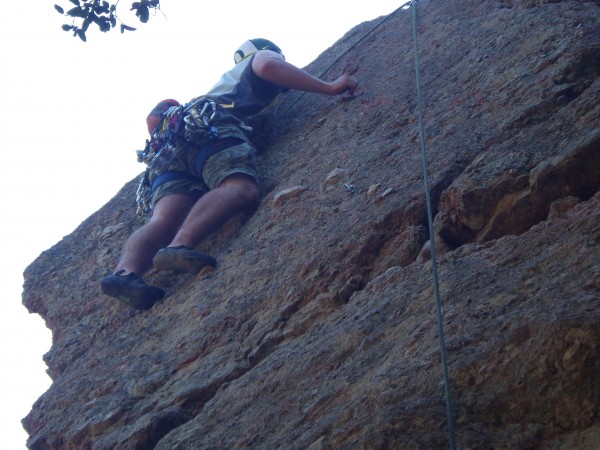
[410,1,457,449]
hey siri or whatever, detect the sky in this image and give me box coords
[1,0,399,447]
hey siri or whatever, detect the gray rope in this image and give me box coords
[410,1,457,449]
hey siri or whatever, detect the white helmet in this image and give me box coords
[234,38,282,64]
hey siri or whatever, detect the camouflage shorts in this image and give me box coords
[201,140,258,189]
[149,124,258,207]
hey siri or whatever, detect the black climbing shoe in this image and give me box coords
[153,246,217,274]
[101,271,164,310]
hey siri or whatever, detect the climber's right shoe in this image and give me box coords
[101,270,164,310]
[153,245,217,274]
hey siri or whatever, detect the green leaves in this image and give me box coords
[55,0,160,41]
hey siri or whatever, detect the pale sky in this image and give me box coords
[1,0,398,447]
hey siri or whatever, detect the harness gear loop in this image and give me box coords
[135,171,152,216]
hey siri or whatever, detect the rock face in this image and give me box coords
[22,0,600,448]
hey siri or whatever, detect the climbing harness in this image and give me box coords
[136,96,245,172]
[134,97,250,215]
[410,1,457,449]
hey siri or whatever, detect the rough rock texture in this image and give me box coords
[22,0,600,448]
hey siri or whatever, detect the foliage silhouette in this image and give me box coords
[54,0,160,41]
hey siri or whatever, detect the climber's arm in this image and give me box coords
[252,50,357,96]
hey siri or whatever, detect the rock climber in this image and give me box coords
[101,38,358,310]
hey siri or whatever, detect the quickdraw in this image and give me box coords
[136,104,184,173]
[135,171,152,216]
[183,98,220,140]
